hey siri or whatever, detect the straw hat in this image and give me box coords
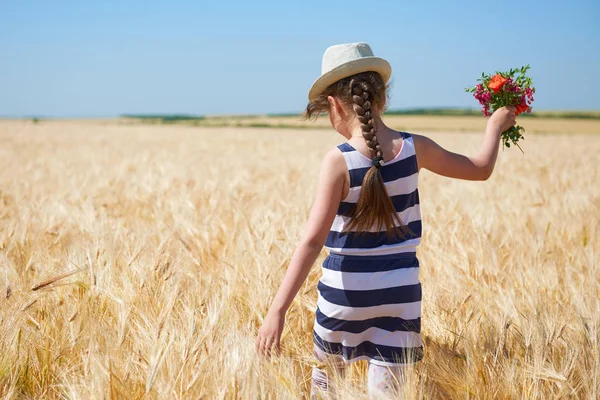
[308,42,392,101]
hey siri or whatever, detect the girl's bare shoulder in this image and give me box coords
[321,146,347,176]
[410,133,434,154]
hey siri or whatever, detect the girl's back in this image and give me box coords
[325,131,422,256]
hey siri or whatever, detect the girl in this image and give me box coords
[256,42,516,398]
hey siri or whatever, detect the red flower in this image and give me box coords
[515,103,529,115]
[488,74,508,94]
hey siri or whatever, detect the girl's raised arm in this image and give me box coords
[413,106,517,181]
[256,148,346,357]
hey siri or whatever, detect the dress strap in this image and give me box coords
[337,142,355,153]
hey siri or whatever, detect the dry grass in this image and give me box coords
[0,119,598,399]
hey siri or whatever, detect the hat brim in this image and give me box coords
[308,57,392,101]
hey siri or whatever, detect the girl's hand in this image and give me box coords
[488,106,517,133]
[256,310,285,358]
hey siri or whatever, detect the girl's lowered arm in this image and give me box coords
[256,148,346,356]
[267,148,345,315]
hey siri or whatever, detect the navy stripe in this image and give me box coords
[349,155,418,188]
[337,142,355,153]
[337,189,420,216]
[325,220,421,249]
[317,282,422,307]
[314,331,424,364]
[322,253,419,273]
[316,308,421,333]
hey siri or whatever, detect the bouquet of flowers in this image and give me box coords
[466,65,535,150]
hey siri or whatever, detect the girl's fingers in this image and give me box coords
[256,334,281,358]
[258,337,268,357]
[271,335,281,356]
[264,336,274,358]
[256,337,263,354]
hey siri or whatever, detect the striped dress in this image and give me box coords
[313,131,424,367]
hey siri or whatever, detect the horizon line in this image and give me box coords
[2,107,600,120]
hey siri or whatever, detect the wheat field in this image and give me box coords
[0,119,599,399]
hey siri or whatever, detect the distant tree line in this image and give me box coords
[269,108,600,119]
[120,114,205,123]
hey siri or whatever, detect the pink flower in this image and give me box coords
[525,87,534,101]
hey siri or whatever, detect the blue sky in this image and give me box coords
[1,0,599,117]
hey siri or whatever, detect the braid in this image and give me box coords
[350,80,381,159]
[304,71,412,239]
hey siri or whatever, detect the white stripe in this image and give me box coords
[342,172,419,203]
[324,238,421,256]
[331,204,421,233]
[319,267,420,291]
[317,296,421,321]
[403,137,416,156]
[341,138,414,170]
[314,321,422,348]
[342,151,370,170]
